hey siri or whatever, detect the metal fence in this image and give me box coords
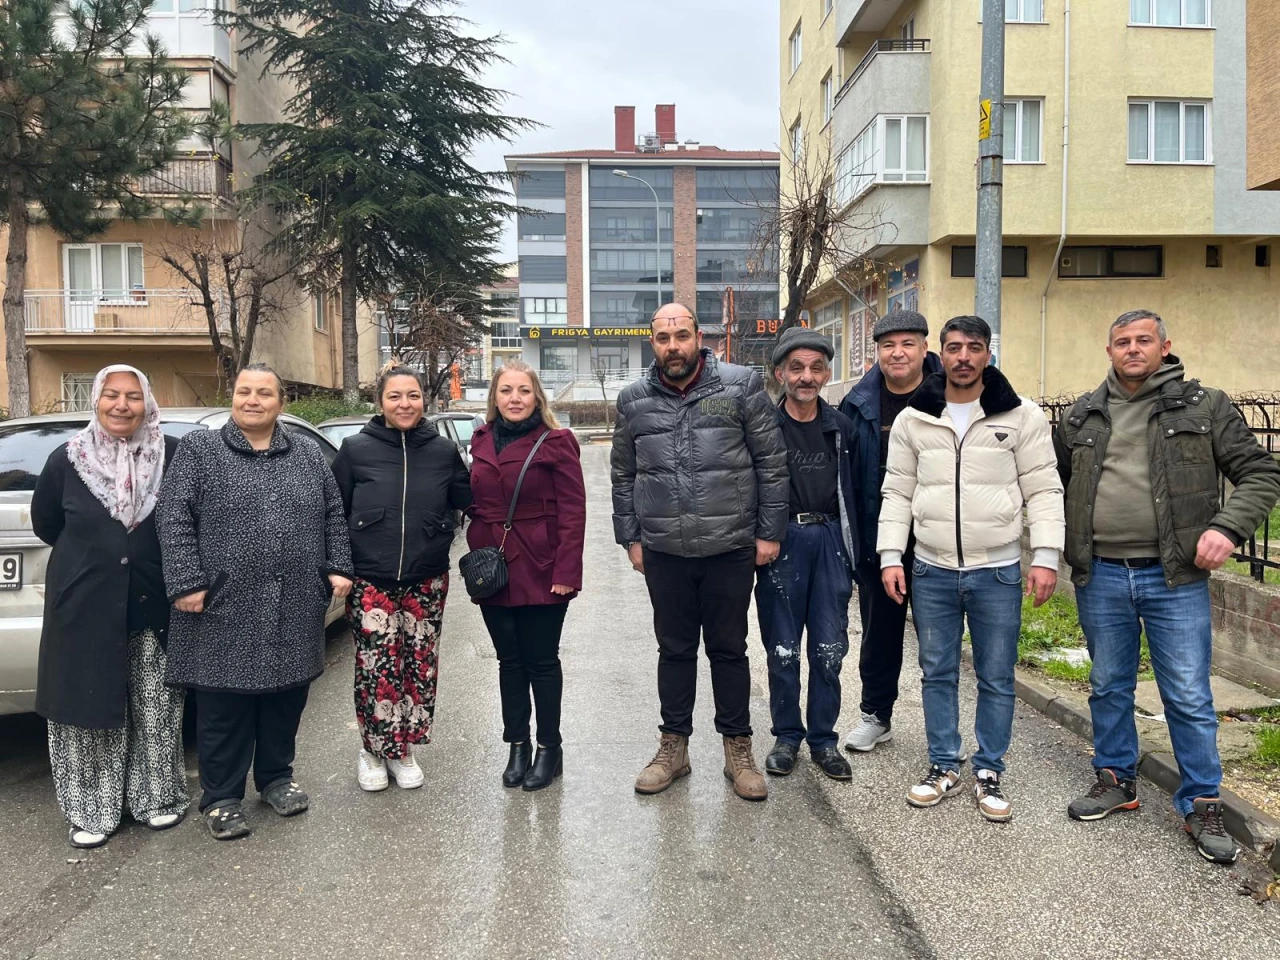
[1037,392,1280,583]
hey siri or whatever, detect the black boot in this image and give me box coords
[502,742,532,788]
[522,745,563,792]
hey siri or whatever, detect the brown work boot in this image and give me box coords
[722,736,767,801]
[634,733,691,795]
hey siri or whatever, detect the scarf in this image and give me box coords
[494,408,544,454]
[65,364,165,532]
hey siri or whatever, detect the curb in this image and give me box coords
[961,648,1280,854]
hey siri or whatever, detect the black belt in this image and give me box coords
[792,512,837,525]
[1095,556,1162,569]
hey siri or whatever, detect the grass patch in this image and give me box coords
[1017,593,1083,661]
[286,396,374,426]
[1041,658,1092,684]
[1220,558,1280,585]
[1252,726,1280,766]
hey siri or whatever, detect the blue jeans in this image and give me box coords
[755,520,854,750]
[1076,559,1220,817]
[910,559,1022,774]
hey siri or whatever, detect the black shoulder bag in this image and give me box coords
[458,430,551,600]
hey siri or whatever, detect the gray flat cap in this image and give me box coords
[872,310,928,341]
[772,325,834,366]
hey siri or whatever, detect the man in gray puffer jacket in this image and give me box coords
[612,303,788,802]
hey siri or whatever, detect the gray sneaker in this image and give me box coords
[1184,797,1239,865]
[1068,769,1139,822]
[843,712,893,753]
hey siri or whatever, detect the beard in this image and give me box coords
[662,354,698,379]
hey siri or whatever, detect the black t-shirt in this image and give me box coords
[780,408,838,515]
[879,379,918,483]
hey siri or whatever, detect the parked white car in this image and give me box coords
[0,408,347,716]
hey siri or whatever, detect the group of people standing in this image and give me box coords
[610,302,1280,867]
[33,358,585,846]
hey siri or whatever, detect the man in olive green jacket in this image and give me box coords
[1053,309,1280,867]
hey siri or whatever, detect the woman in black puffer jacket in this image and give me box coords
[331,364,472,793]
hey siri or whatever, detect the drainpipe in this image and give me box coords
[1040,0,1070,397]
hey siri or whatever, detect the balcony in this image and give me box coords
[137,156,233,201]
[24,290,228,339]
[136,9,234,69]
[835,0,911,45]
[832,40,931,158]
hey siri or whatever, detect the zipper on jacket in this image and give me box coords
[396,432,408,581]
[954,436,965,568]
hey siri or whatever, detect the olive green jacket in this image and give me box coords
[1053,360,1280,587]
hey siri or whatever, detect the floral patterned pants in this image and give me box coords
[347,574,448,760]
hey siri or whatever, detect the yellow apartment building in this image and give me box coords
[0,4,381,414]
[781,0,1280,399]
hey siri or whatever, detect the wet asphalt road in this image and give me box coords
[1,444,1277,959]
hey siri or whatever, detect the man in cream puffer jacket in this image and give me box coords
[879,316,1064,823]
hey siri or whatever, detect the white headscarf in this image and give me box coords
[65,364,165,531]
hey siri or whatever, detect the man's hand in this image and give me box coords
[628,543,645,574]
[1195,529,1235,570]
[174,590,206,614]
[1026,566,1057,607]
[755,539,781,566]
[328,574,353,599]
[882,566,907,605]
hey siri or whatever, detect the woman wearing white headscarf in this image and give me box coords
[31,365,189,848]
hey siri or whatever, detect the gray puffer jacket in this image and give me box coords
[611,350,788,557]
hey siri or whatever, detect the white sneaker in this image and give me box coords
[386,752,424,789]
[907,765,961,807]
[357,750,389,792]
[843,712,893,752]
[974,769,1013,822]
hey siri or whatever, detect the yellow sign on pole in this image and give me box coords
[979,98,992,140]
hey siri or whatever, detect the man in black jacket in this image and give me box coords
[611,303,788,802]
[755,327,859,782]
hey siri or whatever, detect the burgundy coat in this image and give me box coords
[466,423,586,607]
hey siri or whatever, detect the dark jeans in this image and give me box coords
[755,520,854,750]
[856,539,914,723]
[481,604,569,748]
[194,684,310,812]
[643,546,755,738]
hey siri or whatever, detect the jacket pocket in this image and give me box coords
[205,570,230,608]
[423,512,456,538]
[350,506,386,532]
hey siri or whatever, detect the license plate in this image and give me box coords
[0,552,22,590]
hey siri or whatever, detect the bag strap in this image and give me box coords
[503,429,551,530]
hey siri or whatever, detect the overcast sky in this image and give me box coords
[458,0,781,262]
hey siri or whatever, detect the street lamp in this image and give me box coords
[612,169,663,311]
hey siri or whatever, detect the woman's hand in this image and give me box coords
[174,590,207,614]
[550,583,575,596]
[328,574,353,599]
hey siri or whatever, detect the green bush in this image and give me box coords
[1254,725,1280,766]
[286,396,374,425]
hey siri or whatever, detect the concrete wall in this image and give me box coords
[672,167,698,308]
[1209,572,1280,696]
[1215,1,1280,226]
[831,48,932,149]
[1246,0,1280,190]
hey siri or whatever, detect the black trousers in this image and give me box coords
[856,539,914,724]
[194,685,310,812]
[481,604,568,748]
[643,546,755,738]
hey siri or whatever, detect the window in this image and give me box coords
[835,115,929,204]
[790,120,803,166]
[1128,100,1210,163]
[539,345,578,375]
[814,300,844,381]
[515,169,566,199]
[950,246,1030,278]
[519,256,567,283]
[696,207,764,243]
[1130,0,1210,27]
[1006,0,1045,22]
[901,17,915,41]
[591,249,673,284]
[695,168,777,203]
[64,242,144,301]
[588,166,674,201]
[60,374,95,412]
[517,212,566,241]
[491,321,521,348]
[1257,245,1271,268]
[590,206,673,242]
[523,298,568,324]
[824,0,833,16]
[696,250,774,284]
[1003,99,1043,163]
[822,72,834,127]
[1205,244,1222,268]
[882,116,928,182]
[313,293,327,332]
[1058,245,1163,278]
[789,22,803,75]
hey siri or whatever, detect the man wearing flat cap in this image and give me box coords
[838,310,941,754]
[754,326,860,781]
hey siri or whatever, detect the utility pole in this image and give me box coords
[975,0,1006,366]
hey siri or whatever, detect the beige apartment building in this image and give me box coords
[781,0,1280,399]
[1247,0,1280,190]
[0,5,380,414]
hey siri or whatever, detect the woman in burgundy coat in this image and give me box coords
[467,360,586,791]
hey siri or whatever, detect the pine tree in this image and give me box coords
[0,0,190,417]
[224,0,531,400]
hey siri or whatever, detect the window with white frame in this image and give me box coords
[789,22,803,74]
[313,293,327,332]
[790,120,803,166]
[63,243,144,302]
[881,116,928,182]
[1128,100,1210,163]
[1006,0,1045,22]
[61,374,95,412]
[524,298,568,324]
[822,72,834,127]
[1129,0,1210,27]
[1003,99,1043,162]
[813,300,844,382]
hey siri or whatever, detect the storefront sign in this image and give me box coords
[521,326,651,339]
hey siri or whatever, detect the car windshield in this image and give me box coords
[320,422,366,444]
[0,420,202,492]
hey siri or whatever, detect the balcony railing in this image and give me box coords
[836,38,930,104]
[136,156,233,200]
[24,289,229,335]
[588,228,673,243]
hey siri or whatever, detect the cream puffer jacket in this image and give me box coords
[878,367,1064,569]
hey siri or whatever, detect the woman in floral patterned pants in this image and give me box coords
[331,363,473,791]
